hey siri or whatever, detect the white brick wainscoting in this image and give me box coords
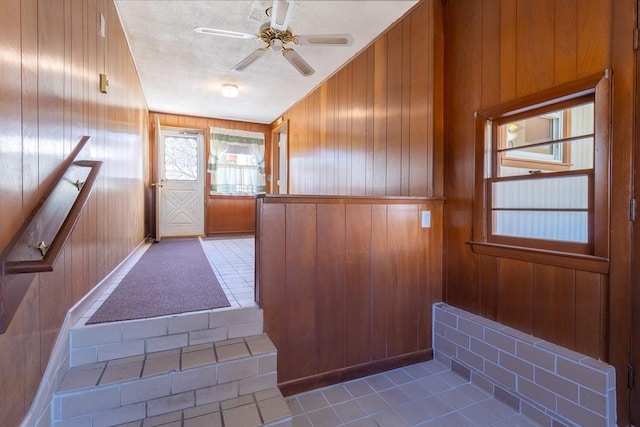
[432,303,616,427]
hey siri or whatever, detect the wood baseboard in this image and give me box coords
[278,349,433,396]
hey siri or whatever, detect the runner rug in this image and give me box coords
[87,238,230,324]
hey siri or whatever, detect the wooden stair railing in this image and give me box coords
[0,136,102,333]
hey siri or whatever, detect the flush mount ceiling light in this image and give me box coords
[221,83,239,98]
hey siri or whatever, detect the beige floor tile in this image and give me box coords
[142,351,180,377]
[182,348,216,369]
[100,358,144,385]
[257,395,292,423]
[297,391,330,412]
[59,364,106,391]
[222,403,262,427]
[306,406,343,427]
[216,342,251,362]
[332,400,368,423]
[184,412,223,427]
[321,385,352,405]
[373,409,412,427]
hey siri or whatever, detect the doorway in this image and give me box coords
[272,120,289,194]
[156,127,205,238]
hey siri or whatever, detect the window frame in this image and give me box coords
[470,71,611,271]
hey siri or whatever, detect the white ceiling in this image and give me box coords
[114,1,419,124]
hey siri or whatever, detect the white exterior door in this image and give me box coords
[157,127,205,237]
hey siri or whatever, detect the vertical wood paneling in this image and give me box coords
[386,26,403,196]
[351,54,367,195]
[574,271,603,358]
[257,202,286,379]
[386,205,418,356]
[373,36,388,196]
[446,0,629,419]
[316,204,346,372]
[345,205,372,365]
[0,0,148,423]
[576,0,611,77]
[532,265,575,348]
[258,197,442,390]
[479,255,498,319]
[443,0,482,314]
[371,204,389,359]
[0,0,23,251]
[554,0,577,84]
[516,0,555,96]
[283,204,317,380]
[497,259,532,334]
[481,0,501,106]
[499,0,517,102]
[278,1,441,199]
[409,3,430,196]
[401,21,412,195]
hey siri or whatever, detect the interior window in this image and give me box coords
[476,71,610,256]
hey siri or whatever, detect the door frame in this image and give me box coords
[632,1,640,422]
[155,125,207,239]
[271,120,289,194]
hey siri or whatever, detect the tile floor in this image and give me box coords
[285,360,540,427]
[81,237,541,426]
[198,237,541,427]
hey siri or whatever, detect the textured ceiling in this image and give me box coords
[114,1,419,124]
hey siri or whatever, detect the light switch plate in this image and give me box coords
[421,210,431,228]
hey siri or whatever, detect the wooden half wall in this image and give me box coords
[256,195,443,394]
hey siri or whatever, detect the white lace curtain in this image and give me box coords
[208,127,266,195]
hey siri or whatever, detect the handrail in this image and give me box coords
[0,136,101,333]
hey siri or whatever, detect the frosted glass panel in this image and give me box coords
[493,175,588,209]
[493,211,588,243]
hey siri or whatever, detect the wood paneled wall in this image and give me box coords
[0,0,148,425]
[256,196,443,393]
[206,196,256,235]
[149,112,271,236]
[279,0,443,198]
[443,0,633,423]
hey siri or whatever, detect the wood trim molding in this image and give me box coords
[258,194,446,205]
[278,349,433,397]
[469,241,609,274]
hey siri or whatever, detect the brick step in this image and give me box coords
[69,307,264,366]
[117,388,291,427]
[53,335,279,426]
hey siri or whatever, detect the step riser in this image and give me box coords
[54,353,277,425]
[53,372,277,427]
[70,308,263,366]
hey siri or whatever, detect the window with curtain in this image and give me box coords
[208,127,266,195]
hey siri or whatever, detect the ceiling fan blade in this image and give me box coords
[270,1,294,31]
[194,27,257,40]
[282,48,314,77]
[294,34,354,47]
[232,48,269,71]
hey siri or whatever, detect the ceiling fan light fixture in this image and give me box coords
[221,84,239,98]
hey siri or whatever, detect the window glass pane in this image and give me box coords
[492,175,588,209]
[497,102,594,175]
[164,136,198,181]
[498,137,593,176]
[492,211,588,243]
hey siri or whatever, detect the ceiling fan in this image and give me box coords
[194,0,354,77]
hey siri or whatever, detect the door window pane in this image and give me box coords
[164,136,198,181]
